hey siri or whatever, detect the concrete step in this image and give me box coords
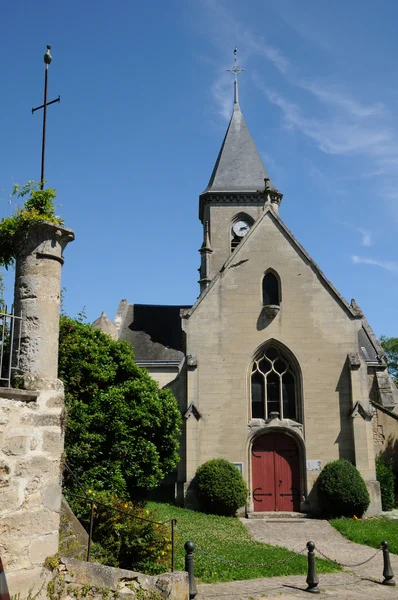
[247,511,309,520]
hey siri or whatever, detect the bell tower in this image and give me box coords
[198,49,282,291]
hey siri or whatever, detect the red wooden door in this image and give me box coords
[251,433,300,512]
[252,434,275,511]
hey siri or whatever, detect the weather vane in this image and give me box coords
[32,45,60,190]
[226,47,244,104]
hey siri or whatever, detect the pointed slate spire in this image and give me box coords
[203,49,275,195]
[204,105,275,193]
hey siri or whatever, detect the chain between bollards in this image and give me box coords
[306,541,319,594]
[381,541,396,586]
[185,541,198,600]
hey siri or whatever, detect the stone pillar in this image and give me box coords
[0,221,74,595]
[14,221,74,385]
[348,353,382,515]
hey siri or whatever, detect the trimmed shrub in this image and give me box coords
[317,459,370,518]
[195,459,248,516]
[376,455,395,511]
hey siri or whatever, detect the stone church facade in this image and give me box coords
[94,83,398,515]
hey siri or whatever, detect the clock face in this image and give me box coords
[232,220,251,238]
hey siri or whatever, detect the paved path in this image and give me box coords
[243,518,398,580]
[197,518,398,599]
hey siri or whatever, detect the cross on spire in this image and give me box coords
[226,47,245,105]
[32,45,60,190]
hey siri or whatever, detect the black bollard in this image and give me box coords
[185,541,198,600]
[381,541,396,586]
[306,541,320,594]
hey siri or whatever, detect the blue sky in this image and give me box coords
[1,0,398,337]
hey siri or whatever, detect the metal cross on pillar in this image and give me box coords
[32,45,60,190]
[226,47,245,105]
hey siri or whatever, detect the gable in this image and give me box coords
[186,207,358,322]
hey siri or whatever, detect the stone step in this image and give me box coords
[247,511,309,520]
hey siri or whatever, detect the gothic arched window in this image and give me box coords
[262,271,280,306]
[251,345,298,421]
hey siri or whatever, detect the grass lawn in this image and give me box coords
[331,517,398,554]
[148,502,340,583]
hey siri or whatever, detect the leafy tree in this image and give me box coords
[59,315,182,497]
[380,336,398,385]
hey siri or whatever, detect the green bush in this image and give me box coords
[59,315,182,497]
[68,491,171,574]
[317,459,370,518]
[376,455,395,511]
[195,459,248,516]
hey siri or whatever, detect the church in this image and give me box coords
[93,59,398,515]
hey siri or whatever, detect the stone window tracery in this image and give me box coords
[251,345,297,421]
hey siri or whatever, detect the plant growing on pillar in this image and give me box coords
[0,180,63,268]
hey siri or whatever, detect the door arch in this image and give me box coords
[251,431,301,512]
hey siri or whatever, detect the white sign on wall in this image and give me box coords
[306,460,322,471]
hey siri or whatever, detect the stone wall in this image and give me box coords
[372,402,398,474]
[48,557,188,600]
[0,383,64,593]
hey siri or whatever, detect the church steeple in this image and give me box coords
[199,49,282,221]
[197,49,283,289]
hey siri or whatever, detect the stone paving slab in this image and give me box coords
[197,572,397,599]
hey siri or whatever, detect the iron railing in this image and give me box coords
[0,306,22,388]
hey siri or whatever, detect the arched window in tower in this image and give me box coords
[230,215,253,252]
[251,345,298,421]
[262,271,280,306]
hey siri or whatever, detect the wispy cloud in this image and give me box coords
[200,0,398,225]
[337,221,373,247]
[299,79,385,118]
[211,73,233,120]
[359,229,373,247]
[351,255,398,274]
[255,84,393,156]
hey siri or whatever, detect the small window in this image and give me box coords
[262,272,279,305]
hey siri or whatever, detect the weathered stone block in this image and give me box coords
[2,435,28,456]
[0,489,22,512]
[29,532,58,564]
[7,567,52,597]
[45,393,64,408]
[0,459,10,488]
[15,455,59,478]
[25,474,43,495]
[21,412,61,427]
[43,430,63,455]
[43,482,62,512]
[1,508,59,535]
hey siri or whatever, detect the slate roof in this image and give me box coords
[115,303,190,363]
[203,103,274,194]
[358,327,380,363]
